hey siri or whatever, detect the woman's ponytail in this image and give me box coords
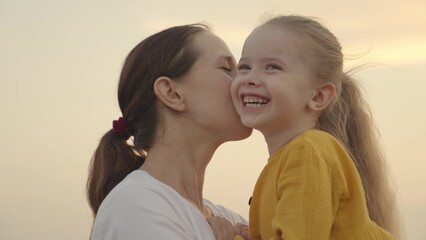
[87,130,144,215]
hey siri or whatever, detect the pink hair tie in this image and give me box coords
[112,117,129,139]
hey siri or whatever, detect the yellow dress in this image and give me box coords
[249,129,396,240]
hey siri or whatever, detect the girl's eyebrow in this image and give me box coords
[239,57,249,63]
[239,56,287,68]
[261,56,286,63]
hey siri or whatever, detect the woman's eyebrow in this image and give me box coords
[216,55,236,66]
[215,55,233,62]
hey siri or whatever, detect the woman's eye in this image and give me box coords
[221,66,232,72]
[265,64,281,71]
[238,64,251,70]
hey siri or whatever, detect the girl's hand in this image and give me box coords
[207,216,237,240]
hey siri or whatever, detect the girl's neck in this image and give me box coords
[264,125,316,155]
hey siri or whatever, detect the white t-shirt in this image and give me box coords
[91,170,247,240]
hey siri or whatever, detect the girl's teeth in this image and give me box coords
[246,103,263,107]
[243,96,268,104]
[243,96,269,107]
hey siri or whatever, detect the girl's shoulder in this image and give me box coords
[296,129,336,143]
[285,129,341,151]
[283,129,351,166]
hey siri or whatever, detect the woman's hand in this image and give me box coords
[207,217,251,240]
[235,223,250,240]
[207,216,237,240]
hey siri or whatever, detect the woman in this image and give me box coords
[87,24,252,240]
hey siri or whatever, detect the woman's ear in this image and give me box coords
[308,82,336,111]
[153,76,185,111]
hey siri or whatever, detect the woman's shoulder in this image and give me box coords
[98,170,183,213]
[92,170,215,240]
[204,199,248,225]
[96,170,208,226]
[105,170,162,197]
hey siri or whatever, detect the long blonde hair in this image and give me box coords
[263,15,404,238]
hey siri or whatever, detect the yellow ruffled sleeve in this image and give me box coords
[271,143,340,240]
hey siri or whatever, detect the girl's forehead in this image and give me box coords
[249,25,297,43]
[243,26,301,55]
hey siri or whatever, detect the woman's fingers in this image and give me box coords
[235,223,251,240]
[207,216,237,240]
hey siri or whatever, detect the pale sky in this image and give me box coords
[1,1,425,239]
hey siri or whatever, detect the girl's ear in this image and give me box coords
[153,76,185,111]
[308,82,336,111]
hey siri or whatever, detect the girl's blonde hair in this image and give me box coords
[263,15,404,238]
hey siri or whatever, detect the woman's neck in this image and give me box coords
[140,139,217,218]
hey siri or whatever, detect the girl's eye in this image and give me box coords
[265,64,281,71]
[238,64,251,71]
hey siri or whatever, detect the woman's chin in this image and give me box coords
[231,126,253,141]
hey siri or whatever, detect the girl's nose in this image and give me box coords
[241,72,260,86]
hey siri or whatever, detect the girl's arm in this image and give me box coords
[272,144,337,239]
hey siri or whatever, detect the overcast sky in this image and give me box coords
[1,1,425,239]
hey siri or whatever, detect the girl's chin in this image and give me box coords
[240,119,259,129]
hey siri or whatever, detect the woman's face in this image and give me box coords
[178,31,252,143]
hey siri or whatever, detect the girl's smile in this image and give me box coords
[241,94,270,110]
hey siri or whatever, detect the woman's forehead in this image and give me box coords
[194,31,234,61]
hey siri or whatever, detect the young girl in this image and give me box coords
[231,15,403,239]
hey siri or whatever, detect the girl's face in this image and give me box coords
[231,25,317,137]
[179,31,252,143]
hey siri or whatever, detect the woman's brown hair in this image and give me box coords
[86,24,209,215]
[263,15,404,238]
